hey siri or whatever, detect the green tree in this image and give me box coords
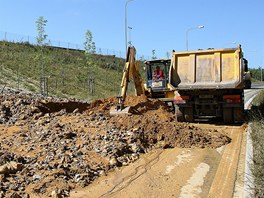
[83,30,97,95]
[36,16,48,46]
[152,49,157,59]
[84,30,96,54]
[250,67,263,81]
[36,16,48,96]
[166,51,170,59]
[139,55,145,61]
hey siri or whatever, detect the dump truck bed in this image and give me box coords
[169,47,244,90]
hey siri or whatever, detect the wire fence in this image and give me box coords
[0,31,150,60]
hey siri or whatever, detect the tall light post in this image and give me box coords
[261,67,262,81]
[125,0,134,54]
[226,41,236,46]
[186,25,204,51]
[128,26,132,45]
[258,66,263,81]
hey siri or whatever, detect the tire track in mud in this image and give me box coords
[99,149,164,198]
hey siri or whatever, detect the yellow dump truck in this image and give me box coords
[170,45,245,123]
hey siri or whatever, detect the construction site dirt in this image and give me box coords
[0,89,234,197]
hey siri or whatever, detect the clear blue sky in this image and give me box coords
[1,0,263,67]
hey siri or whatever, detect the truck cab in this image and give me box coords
[243,58,251,89]
[144,59,174,100]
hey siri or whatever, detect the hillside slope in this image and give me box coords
[0,41,138,100]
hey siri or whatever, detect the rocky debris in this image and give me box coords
[0,88,231,197]
[0,161,23,174]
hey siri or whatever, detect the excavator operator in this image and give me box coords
[153,66,164,80]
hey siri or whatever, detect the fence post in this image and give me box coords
[87,75,95,96]
[17,64,20,90]
[40,76,48,96]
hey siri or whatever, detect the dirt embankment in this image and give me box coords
[0,89,231,197]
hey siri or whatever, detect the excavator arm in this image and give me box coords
[110,46,145,115]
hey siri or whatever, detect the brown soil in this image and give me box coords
[0,91,231,197]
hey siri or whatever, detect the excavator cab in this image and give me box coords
[144,59,171,97]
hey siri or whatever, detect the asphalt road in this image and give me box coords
[244,83,264,108]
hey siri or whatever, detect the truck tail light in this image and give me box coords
[223,95,241,103]
[174,96,189,104]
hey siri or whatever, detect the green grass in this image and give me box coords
[249,90,264,197]
[0,41,145,100]
[251,78,261,83]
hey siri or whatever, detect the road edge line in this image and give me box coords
[244,95,256,110]
[244,124,254,197]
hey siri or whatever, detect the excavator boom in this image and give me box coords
[110,46,145,116]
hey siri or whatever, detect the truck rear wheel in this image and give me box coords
[223,108,233,124]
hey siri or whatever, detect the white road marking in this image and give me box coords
[179,162,210,198]
[165,165,175,175]
[244,96,256,110]
[216,145,225,155]
[165,150,192,175]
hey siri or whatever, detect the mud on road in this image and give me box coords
[0,89,231,197]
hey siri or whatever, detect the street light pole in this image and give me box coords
[186,25,204,51]
[125,0,134,55]
[128,26,132,45]
[260,67,262,82]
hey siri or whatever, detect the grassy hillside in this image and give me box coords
[249,90,264,197]
[0,41,142,100]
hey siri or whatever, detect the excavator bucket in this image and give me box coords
[110,95,132,116]
[109,106,132,116]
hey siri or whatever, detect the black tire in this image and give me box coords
[175,106,184,122]
[223,108,233,124]
[184,107,194,123]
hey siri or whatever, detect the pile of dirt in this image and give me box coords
[106,96,230,149]
[0,89,231,197]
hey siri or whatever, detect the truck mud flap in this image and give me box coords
[223,107,233,124]
[223,107,244,124]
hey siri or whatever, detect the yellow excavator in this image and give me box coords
[110,46,145,115]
